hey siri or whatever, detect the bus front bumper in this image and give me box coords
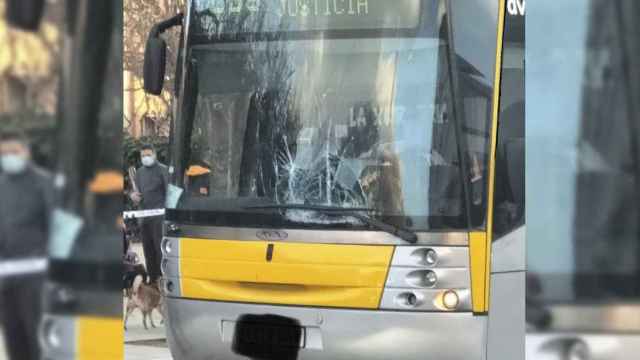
[165,297,487,360]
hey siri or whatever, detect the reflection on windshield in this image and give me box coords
[192,39,448,212]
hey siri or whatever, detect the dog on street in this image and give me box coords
[124,274,164,330]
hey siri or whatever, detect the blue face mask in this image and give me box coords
[1,154,28,174]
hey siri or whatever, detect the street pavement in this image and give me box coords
[125,242,173,359]
[124,309,172,359]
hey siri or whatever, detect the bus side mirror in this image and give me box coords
[143,14,183,96]
[5,0,46,31]
[144,34,167,96]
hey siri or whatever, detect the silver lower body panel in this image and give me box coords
[165,297,487,360]
[526,333,640,360]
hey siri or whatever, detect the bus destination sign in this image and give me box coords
[195,0,423,33]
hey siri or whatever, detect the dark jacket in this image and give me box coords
[134,162,169,210]
[0,165,54,259]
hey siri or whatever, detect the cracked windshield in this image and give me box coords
[174,0,496,230]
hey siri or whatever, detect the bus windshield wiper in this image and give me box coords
[245,204,418,244]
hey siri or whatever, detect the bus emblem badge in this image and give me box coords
[256,230,288,241]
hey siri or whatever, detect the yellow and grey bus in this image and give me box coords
[526,0,640,358]
[4,1,124,359]
[143,0,524,359]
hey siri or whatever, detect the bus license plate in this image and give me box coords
[236,322,303,347]
[232,316,305,359]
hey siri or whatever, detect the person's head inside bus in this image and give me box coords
[140,143,158,168]
[0,130,32,175]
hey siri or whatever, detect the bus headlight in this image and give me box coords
[40,318,61,349]
[424,270,437,287]
[396,292,421,308]
[161,258,169,275]
[424,249,438,266]
[442,290,459,310]
[565,340,590,360]
[163,238,172,254]
[406,293,418,306]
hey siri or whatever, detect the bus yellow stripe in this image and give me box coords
[481,0,507,312]
[179,238,394,309]
[469,232,488,313]
[76,316,123,360]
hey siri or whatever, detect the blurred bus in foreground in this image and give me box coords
[526,0,640,359]
[5,0,123,359]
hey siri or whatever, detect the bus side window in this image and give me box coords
[493,100,524,237]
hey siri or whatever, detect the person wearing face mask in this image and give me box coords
[0,131,54,360]
[129,144,168,282]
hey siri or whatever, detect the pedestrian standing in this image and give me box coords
[129,144,168,282]
[0,131,54,360]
